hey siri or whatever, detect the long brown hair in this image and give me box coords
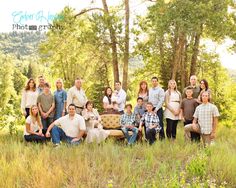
[138,81,149,95]
[104,87,112,104]
[29,105,41,125]
[25,78,36,91]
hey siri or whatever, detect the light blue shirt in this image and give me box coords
[148,86,165,111]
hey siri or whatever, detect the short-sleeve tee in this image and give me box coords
[180,98,199,121]
[54,114,86,138]
[24,116,40,136]
[37,93,55,117]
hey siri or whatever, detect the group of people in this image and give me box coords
[21,75,219,146]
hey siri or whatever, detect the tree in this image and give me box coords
[122,0,130,91]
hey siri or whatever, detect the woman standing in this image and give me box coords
[82,101,110,143]
[54,78,67,120]
[198,79,211,102]
[137,81,149,107]
[21,78,38,118]
[164,80,182,139]
[24,105,46,143]
[103,87,118,113]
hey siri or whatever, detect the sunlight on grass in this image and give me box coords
[0,125,235,187]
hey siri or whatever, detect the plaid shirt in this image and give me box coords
[140,112,161,131]
[120,112,136,127]
[193,103,220,134]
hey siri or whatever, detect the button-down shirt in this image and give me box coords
[120,112,136,127]
[193,103,220,134]
[54,114,86,138]
[148,86,165,111]
[67,86,87,109]
[140,112,161,131]
[116,89,126,112]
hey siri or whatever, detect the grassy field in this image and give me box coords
[0,125,235,188]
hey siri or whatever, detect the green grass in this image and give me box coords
[0,125,235,188]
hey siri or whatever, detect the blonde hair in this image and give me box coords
[167,80,181,96]
[29,105,42,126]
[55,78,64,89]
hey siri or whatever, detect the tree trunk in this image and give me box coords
[102,0,119,84]
[190,25,202,76]
[171,32,185,80]
[122,0,129,91]
[180,38,188,90]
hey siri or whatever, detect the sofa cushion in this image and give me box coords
[109,130,133,138]
[101,114,121,129]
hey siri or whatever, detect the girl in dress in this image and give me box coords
[164,80,182,139]
[82,101,110,143]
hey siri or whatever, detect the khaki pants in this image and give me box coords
[184,124,212,146]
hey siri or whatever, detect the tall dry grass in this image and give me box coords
[0,125,235,188]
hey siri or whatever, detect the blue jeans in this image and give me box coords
[51,126,81,145]
[121,127,138,144]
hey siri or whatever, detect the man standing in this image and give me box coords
[37,75,45,94]
[120,104,138,145]
[182,75,200,99]
[148,76,165,139]
[184,91,220,146]
[67,77,88,115]
[182,75,201,141]
[46,104,86,146]
[114,81,126,114]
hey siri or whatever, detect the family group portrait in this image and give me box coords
[0,0,236,187]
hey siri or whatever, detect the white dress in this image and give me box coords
[164,91,181,120]
[82,109,110,143]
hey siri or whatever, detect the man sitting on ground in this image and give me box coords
[46,104,86,146]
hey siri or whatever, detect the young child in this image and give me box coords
[111,91,119,110]
[134,97,146,127]
[180,87,199,141]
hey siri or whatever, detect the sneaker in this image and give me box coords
[53,143,60,148]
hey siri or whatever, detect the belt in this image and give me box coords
[75,105,84,109]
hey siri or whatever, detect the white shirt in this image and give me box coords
[21,90,38,110]
[24,116,40,136]
[115,89,126,112]
[54,114,86,138]
[103,96,110,104]
[67,86,87,109]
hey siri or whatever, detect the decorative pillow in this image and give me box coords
[100,114,121,129]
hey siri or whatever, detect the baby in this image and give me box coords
[111,91,119,110]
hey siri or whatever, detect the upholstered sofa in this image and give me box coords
[100,114,133,138]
